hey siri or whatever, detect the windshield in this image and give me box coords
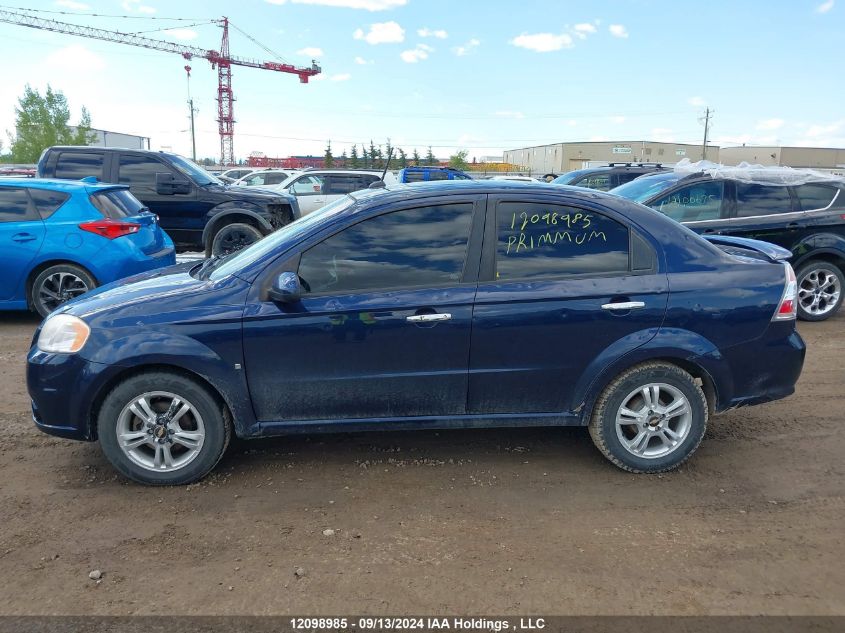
[611,172,681,203]
[552,168,604,185]
[208,195,357,281]
[166,153,221,186]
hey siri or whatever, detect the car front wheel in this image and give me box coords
[589,362,708,473]
[796,261,843,321]
[97,372,231,485]
[210,222,264,257]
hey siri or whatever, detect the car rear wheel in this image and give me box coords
[210,222,264,257]
[796,261,843,321]
[30,264,96,318]
[588,362,708,473]
[97,372,231,486]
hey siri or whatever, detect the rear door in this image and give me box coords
[0,187,46,301]
[286,174,326,215]
[793,183,845,246]
[718,182,803,250]
[467,195,667,415]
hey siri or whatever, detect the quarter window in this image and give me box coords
[650,181,724,222]
[0,188,37,223]
[735,183,793,217]
[55,152,104,181]
[496,202,629,280]
[794,184,839,211]
[298,203,474,294]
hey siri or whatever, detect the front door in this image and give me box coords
[242,197,484,423]
[468,196,668,415]
[0,187,45,301]
[645,178,729,235]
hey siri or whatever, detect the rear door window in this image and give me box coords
[649,181,725,222]
[289,175,325,195]
[28,189,70,219]
[55,152,105,181]
[794,184,839,211]
[0,187,39,223]
[496,202,630,280]
[735,183,794,217]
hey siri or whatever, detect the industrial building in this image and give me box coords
[69,127,150,149]
[718,146,845,172]
[503,141,718,175]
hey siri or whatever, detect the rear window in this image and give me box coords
[794,184,839,211]
[28,189,70,219]
[735,183,793,217]
[55,151,104,180]
[89,189,146,219]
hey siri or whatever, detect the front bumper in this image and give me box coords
[27,348,120,441]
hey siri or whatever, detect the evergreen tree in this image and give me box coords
[425,146,437,166]
[412,148,421,166]
[398,147,407,168]
[9,84,95,163]
[350,144,360,168]
[361,146,369,168]
[340,149,348,167]
[368,140,378,168]
[323,140,334,168]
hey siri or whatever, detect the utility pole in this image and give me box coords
[188,98,197,161]
[701,107,713,160]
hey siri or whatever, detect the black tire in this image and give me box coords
[30,263,97,318]
[97,371,231,486]
[795,260,844,322]
[588,362,708,474]
[209,222,264,257]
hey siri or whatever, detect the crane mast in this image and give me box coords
[0,7,321,165]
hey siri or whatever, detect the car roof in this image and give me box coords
[0,177,125,192]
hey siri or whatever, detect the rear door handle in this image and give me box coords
[601,301,645,311]
[406,313,452,323]
[12,233,36,242]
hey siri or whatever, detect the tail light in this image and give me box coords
[773,262,797,321]
[79,219,141,239]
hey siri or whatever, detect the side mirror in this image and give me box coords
[155,172,191,195]
[267,272,303,303]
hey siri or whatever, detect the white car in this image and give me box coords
[219,167,256,181]
[279,170,398,216]
[489,175,539,182]
[234,169,302,188]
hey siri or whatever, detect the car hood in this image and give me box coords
[204,182,296,205]
[56,263,249,327]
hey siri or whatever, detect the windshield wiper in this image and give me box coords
[194,254,223,279]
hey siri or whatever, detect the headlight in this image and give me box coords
[37,314,91,354]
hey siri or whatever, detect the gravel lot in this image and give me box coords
[0,312,843,615]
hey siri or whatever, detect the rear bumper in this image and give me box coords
[93,238,176,284]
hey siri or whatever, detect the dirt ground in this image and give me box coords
[0,311,843,616]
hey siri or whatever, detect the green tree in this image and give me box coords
[448,149,469,170]
[384,138,394,167]
[9,85,95,163]
[361,146,369,168]
[368,140,378,169]
[340,149,348,167]
[425,146,437,166]
[398,147,407,168]
[412,148,421,166]
[323,140,334,168]
[349,144,360,168]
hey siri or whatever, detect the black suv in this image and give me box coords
[552,163,667,191]
[613,170,845,321]
[37,147,299,256]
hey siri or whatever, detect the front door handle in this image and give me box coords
[601,301,645,311]
[406,313,452,323]
[12,233,36,242]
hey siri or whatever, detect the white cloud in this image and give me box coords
[610,115,626,124]
[330,73,351,81]
[400,43,433,63]
[418,27,448,39]
[297,47,324,57]
[121,0,155,14]
[162,28,198,41]
[688,96,706,106]
[609,24,628,38]
[572,23,596,39]
[816,0,834,13]
[453,38,480,56]
[494,111,525,119]
[45,44,105,71]
[266,0,407,9]
[756,118,785,131]
[354,56,373,64]
[805,119,844,137]
[510,32,574,52]
[353,21,405,44]
[55,0,91,9]
[651,127,675,142]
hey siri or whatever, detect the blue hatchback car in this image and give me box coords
[27,181,805,485]
[0,178,175,317]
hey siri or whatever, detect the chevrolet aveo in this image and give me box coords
[27,182,806,485]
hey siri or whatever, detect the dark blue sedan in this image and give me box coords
[26,181,805,485]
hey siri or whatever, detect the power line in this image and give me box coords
[0,4,201,21]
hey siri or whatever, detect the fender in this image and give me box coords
[792,232,845,268]
[201,202,274,247]
[571,327,730,424]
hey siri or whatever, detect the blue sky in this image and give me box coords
[1,0,842,162]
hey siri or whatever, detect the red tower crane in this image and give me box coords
[0,7,321,165]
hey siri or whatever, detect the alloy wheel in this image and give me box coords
[37,272,89,313]
[615,383,692,459]
[798,267,841,317]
